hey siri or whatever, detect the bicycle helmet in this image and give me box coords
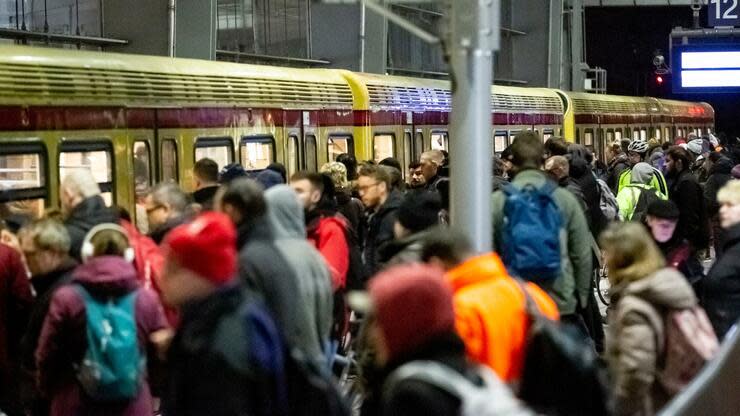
[627,139,649,154]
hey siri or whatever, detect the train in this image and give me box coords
[0,45,714,231]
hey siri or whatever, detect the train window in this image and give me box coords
[0,143,47,219]
[287,135,299,176]
[640,129,647,141]
[698,128,703,136]
[606,130,614,143]
[196,137,234,171]
[374,134,395,163]
[328,135,353,162]
[132,141,152,234]
[584,129,594,146]
[305,135,317,171]
[431,132,448,151]
[414,132,424,160]
[543,129,555,141]
[161,139,178,183]
[632,130,640,140]
[615,130,622,141]
[664,128,670,142]
[240,136,274,171]
[678,129,684,138]
[59,142,114,206]
[494,132,507,154]
[655,128,661,141]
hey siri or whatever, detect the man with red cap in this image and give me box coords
[352,264,531,416]
[158,212,283,416]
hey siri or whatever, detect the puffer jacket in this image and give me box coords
[446,253,559,382]
[63,195,117,261]
[702,223,740,340]
[264,185,333,365]
[606,268,697,416]
[35,256,168,416]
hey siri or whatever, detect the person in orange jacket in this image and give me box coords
[422,230,559,382]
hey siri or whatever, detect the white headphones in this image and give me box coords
[81,223,135,264]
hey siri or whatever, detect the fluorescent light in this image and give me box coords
[682,51,740,69]
[681,70,740,87]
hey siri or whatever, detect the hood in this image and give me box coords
[67,195,117,228]
[446,253,509,292]
[264,185,306,239]
[622,267,696,309]
[568,156,589,179]
[72,255,139,295]
[631,162,654,184]
[256,169,284,190]
[710,156,734,175]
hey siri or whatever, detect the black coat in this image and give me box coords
[191,185,220,211]
[363,191,402,276]
[570,159,608,238]
[702,224,740,340]
[668,169,710,250]
[704,157,734,217]
[63,196,117,261]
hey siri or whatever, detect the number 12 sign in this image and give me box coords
[710,0,740,27]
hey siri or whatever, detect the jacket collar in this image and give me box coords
[722,223,740,250]
[446,253,509,292]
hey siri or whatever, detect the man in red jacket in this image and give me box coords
[290,171,350,291]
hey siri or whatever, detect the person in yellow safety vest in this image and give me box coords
[617,162,668,221]
[617,139,669,199]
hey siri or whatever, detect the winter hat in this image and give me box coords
[687,139,704,156]
[631,162,654,185]
[219,163,248,184]
[163,212,237,285]
[647,199,680,220]
[397,191,442,233]
[266,163,287,183]
[732,165,740,180]
[255,169,283,190]
[349,264,455,362]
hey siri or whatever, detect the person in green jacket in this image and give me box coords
[617,162,668,221]
[491,131,593,331]
[617,139,669,199]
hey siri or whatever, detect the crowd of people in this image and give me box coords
[0,132,737,415]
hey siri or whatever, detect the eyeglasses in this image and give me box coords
[145,204,165,215]
[358,182,380,193]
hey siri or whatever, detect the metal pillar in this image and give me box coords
[569,0,585,91]
[447,0,499,253]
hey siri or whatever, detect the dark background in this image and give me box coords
[585,6,740,138]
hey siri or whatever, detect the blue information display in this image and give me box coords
[709,0,740,27]
[672,42,740,93]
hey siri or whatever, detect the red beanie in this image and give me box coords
[368,264,455,362]
[163,212,237,285]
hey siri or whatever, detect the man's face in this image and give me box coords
[720,200,740,229]
[144,195,171,230]
[21,236,59,276]
[420,158,438,181]
[290,179,321,211]
[646,216,678,243]
[358,175,385,209]
[628,151,642,166]
[408,167,425,188]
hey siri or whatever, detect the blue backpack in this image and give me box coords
[502,181,562,282]
[75,285,143,402]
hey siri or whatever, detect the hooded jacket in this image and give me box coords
[704,156,734,216]
[702,223,740,339]
[607,268,697,416]
[306,211,350,291]
[668,168,709,250]
[264,185,333,364]
[446,253,559,382]
[607,153,631,193]
[569,157,608,237]
[617,163,665,221]
[63,195,117,261]
[35,256,168,416]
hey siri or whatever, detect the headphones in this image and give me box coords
[81,223,135,264]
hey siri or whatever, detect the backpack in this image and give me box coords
[75,285,143,402]
[515,280,612,415]
[502,181,562,281]
[339,214,367,291]
[658,307,720,396]
[596,178,619,221]
[384,361,533,416]
[628,185,661,223]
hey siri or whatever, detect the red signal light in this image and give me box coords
[656,75,664,85]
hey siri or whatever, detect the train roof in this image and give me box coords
[0,45,354,109]
[564,91,714,120]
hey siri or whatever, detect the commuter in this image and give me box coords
[378,191,441,266]
[159,212,283,416]
[544,156,586,210]
[568,144,609,237]
[353,264,531,416]
[491,156,508,192]
[218,162,248,185]
[407,161,426,190]
[665,146,710,251]
[501,146,514,180]
[617,139,669,198]
[644,199,704,290]
[419,150,448,194]
[600,222,701,416]
[605,141,630,192]
[255,168,284,190]
[220,179,330,365]
[191,158,220,211]
[543,137,568,159]
[491,131,592,334]
[420,231,559,382]
[704,153,734,256]
[60,170,117,261]
[702,180,740,339]
[616,162,664,222]
[17,219,77,416]
[439,149,450,178]
[320,162,364,244]
[0,232,32,416]
[380,164,404,193]
[35,223,167,416]
[379,157,402,173]
[291,171,350,290]
[358,164,402,276]
[144,183,191,244]
[266,162,287,183]
[336,153,359,181]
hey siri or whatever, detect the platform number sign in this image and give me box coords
[709,0,740,27]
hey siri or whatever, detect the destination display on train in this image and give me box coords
[673,43,740,93]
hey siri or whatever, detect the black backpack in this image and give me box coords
[515,281,612,415]
[340,214,368,291]
[629,185,661,223]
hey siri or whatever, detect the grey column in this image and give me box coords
[175,0,217,60]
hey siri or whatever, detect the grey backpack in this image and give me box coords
[383,361,533,416]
